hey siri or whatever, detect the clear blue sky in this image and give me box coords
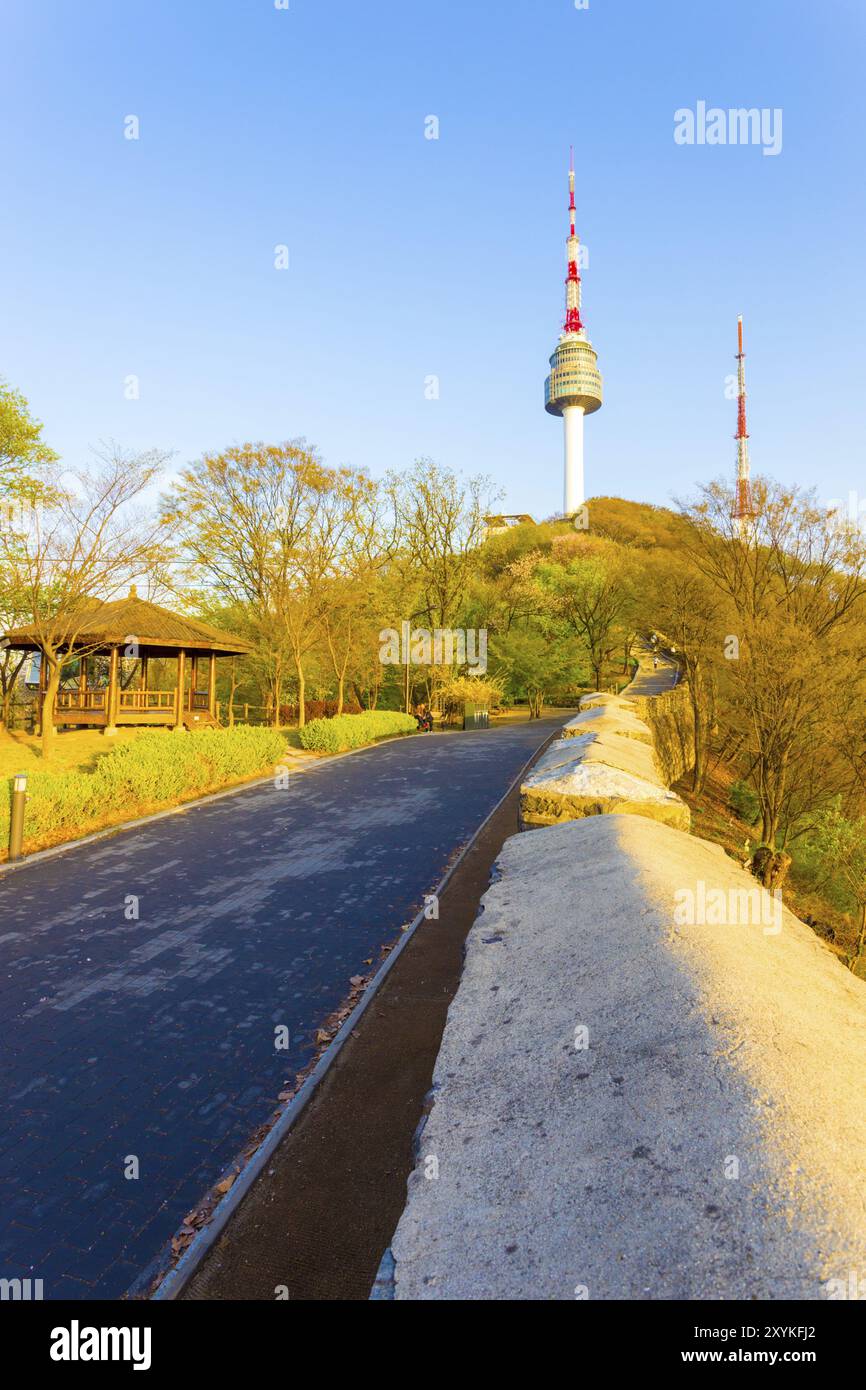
[2,0,864,519]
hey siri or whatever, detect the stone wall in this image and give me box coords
[630,682,695,786]
[385,816,866,1299]
[519,690,691,831]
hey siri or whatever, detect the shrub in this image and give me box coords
[439,675,503,724]
[279,699,362,724]
[298,710,416,753]
[1,726,288,857]
[729,780,760,825]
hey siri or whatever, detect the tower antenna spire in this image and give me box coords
[544,150,604,516]
[732,313,758,536]
[565,151,582,335]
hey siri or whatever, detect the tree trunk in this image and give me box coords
[295,658,306,729]
[269,660,283,729]
[41,657,60,759]
[691,720,708,795]
[336,673,345,717]
[1,653,25,730]
[850,902,866,973]
[760,811,778,850]
[690,680,708,795]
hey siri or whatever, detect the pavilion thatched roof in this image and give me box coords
[3,590,253,656]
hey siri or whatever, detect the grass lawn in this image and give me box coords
[0,722,313,861]
[0,724,305,782]
[0,727,146,779]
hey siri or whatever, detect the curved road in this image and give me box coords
[0,717,563,1299]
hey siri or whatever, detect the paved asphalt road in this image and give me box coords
[0,718,563,1299]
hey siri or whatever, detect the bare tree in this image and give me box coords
[386,460,497,631]
[166,441,377,727]
[643,557,725,793]
[0,445,170,756]
[681,478,866,846]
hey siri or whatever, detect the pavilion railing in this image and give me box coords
[56,690,108,711]
[54,689,211,714]
[118,690,176,710]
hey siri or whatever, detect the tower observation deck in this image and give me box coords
[544,151,603,515]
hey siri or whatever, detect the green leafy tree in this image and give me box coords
[542,538,635,692]
[490,624,581,718]
[0,379,57,491]
[0,381,59,727]
[807,808,866,973]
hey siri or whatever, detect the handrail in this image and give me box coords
[118,690,176,710]
[56,690,108,710]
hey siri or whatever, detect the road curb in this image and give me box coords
[147,720,564,1301]
[0,731,430,877]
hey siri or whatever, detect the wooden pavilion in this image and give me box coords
[4,590,252,735]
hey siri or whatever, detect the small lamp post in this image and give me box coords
[9,772,27,862]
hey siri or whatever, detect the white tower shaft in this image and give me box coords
[563,405,585,514]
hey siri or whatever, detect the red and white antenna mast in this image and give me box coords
[732,314,757,535]
[564,147,584,335]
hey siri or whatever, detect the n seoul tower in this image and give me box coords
[732,314,758,537]
[544,150,603,516]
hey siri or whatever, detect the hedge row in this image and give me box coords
[279,698,363,724]
[1,726,288,857]
[298,710,417,753]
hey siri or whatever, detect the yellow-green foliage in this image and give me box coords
[439,675,502,719]
[0,726,287,857]
[299,710,416,753]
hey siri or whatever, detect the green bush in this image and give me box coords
[729,779,760,826]
[298,710,417,753]
[1,726,288,856]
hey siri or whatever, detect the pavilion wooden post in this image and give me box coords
[190,654,198,711]
[78,654,88,703]
[140,655,149,694]
[105,646,119,735]
[207,653,217,720]
[174,649,186,732]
